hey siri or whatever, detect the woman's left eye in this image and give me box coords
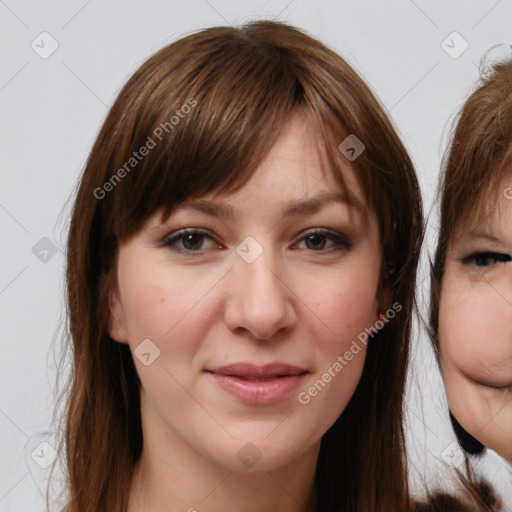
[293,228,353,252]
[161,228,352,254]
[461,251,511,267]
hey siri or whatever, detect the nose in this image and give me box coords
[223,245,297,340]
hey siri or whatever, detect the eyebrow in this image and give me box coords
[176,192,365,219]
[461,232,503,244]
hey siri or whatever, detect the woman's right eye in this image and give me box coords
[461,251,512,267]
[162,229,221,254]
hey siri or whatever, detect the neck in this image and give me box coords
[127,392,319,512]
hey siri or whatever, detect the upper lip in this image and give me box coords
[206,363,308,378]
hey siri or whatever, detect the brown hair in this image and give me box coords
[428,57,512,511]
[51,20,423,512]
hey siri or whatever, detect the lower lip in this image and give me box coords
[208,372,306,405]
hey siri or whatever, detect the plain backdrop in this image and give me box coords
[1,1,512,510]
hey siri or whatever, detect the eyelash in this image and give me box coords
[461,251,512,267]
[161,228,353,256]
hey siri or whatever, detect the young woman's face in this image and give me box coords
[108,112,384,472]
[439,180,512,461]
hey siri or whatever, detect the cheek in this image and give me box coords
[117,258,219,354]
[324,254,379,324]
[304,260,379,368]
[117,263,223,412]
[323,278,377,334]
[439,279,512,387]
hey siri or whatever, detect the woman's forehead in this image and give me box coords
[144,117,371,228]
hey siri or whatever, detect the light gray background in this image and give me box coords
[1,1,512,510]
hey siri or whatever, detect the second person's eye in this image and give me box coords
[462,251,511,267]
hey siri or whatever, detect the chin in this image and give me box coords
[208,436,315,473]
[478,435,512,462]
[496,445,512,462]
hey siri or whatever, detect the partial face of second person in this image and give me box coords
[439,179,512,461]
[108,111,385,474]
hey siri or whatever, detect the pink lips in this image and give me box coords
[206,363,308,405]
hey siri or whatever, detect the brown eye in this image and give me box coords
[462,251,511,267]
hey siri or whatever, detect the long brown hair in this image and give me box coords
[51,20,423,512]
[428,57,512,511]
